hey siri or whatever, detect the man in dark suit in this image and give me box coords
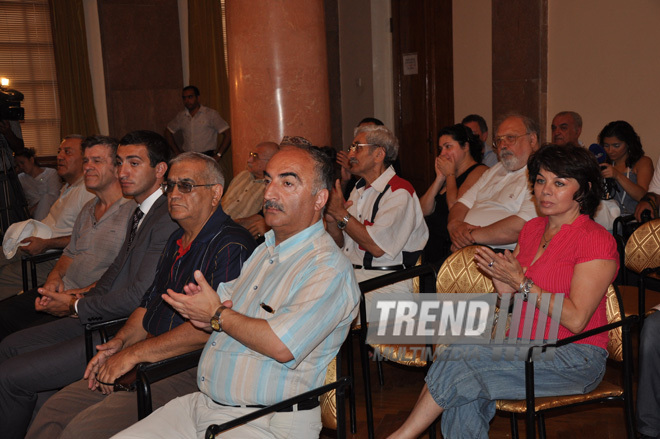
[0,131,179,439]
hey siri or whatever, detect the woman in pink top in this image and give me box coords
[389,144,618,439]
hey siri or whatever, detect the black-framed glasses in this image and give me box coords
[161,181,220,194]
[348,141,378,153]
[494,133,530,147]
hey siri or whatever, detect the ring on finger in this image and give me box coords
[488,260,495,268]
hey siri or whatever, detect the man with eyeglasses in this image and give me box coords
[221,141,279,238]
[326,124,428,321]
[0,131,180,439]
[27,151,255,439]
[447,114,539,252]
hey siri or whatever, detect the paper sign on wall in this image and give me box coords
[403,53,418,75]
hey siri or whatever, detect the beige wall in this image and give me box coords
[548,0,660,162]
[452,0,492,133]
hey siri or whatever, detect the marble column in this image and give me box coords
[226,0,331,174]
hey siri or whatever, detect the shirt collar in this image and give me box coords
[356,166,396,193]
[264,220,325,262]
[138,187,164,216]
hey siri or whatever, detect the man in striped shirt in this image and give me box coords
[114,144,360,439]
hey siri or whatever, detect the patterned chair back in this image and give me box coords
[624,218,660,274]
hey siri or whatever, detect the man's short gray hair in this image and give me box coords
[495,113,540,136]
[354,125,400,164]
[169,152,225,186]
[554,111,583,129]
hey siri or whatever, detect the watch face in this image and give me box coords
[211,318,220,331]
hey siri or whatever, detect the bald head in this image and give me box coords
[247,141,279,179]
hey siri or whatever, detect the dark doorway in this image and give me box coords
[391,0,454,193]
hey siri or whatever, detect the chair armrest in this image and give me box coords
[21,249,64,264]
[358,263,437,295]
[206,376,351,437]
[136,348,203,384]
[84,317,129,363]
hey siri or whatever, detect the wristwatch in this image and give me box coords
[337,213,351,230]
[210,305,227,331]
[518,277,534,302]
[69,296,78,318]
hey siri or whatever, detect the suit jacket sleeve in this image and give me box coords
[76,196,179,323]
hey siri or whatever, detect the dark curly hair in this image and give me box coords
[598,120,644,168]
[527,143,603,218]
[437,124,483,163]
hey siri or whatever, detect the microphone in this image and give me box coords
[589,143,607,164]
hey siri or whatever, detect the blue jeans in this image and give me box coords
[425,343,608,439]
[637,312,660,438]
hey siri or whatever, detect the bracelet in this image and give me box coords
[69,296,78,317]
[518,277,534,302]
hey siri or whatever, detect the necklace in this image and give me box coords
[541,232,552,249]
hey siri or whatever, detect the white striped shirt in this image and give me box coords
[197,220,360,405]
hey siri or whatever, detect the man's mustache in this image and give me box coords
[349,158,358,165]
[264,200,284,211]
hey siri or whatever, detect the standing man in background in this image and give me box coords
[165,85,231,161]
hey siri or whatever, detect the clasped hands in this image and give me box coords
[473,246,525,296]
[35,283,86,317]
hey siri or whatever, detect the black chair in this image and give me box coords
[84,318,203,420]
[135,349,203,419]
[20,249,63,292]
[496,285,638,439]
[350,263,438,439]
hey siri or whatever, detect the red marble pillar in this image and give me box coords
[226,0,331,175]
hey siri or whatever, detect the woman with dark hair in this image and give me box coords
[598,120,654,215]
[388,144,618,439]
[420,124,488,263]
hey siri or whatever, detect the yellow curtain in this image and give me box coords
[188,0,232,176]
[49,0,99,137]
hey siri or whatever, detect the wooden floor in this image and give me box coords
[322,336,637,439]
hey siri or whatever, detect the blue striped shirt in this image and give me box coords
[197,220,360,405]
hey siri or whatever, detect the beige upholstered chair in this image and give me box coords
[622,219,660,320]
[372,246,494,367]
[496,285,637,439]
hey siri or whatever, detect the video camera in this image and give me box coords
[0,86,24,121]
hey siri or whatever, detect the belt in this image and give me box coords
[213,398,320,412]
[352,264,404,271]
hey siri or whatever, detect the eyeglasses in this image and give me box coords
[161,181,219,194]
[248,151,264,161]
[494,133,530,147]
[348,142,378,153]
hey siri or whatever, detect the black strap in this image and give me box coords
[363,184,390,269]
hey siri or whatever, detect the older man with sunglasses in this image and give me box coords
[447,113,539,252]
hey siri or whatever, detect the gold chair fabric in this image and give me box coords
[320,357,338,430]
[624,219,660,273]
[436,245,494,294]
